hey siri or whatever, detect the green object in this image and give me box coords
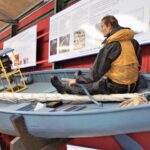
[54,0,64,13]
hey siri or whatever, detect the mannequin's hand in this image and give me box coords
[61,78,77,86]
[68,79,76,86]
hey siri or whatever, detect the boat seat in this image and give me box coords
[21,82,56,93]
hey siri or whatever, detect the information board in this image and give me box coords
[4,25,37,68]
[49,0,150,62]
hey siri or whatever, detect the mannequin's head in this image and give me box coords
[100,15,119,36]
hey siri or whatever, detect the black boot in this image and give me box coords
[50,76,65,94]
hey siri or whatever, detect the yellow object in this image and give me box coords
[0,51,27,93]
[105,29,139,85]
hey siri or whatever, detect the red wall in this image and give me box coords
[141,44,150,72]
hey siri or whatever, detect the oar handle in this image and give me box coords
[61,78,73,82]
[77,84,103,108]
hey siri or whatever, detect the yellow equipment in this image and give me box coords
[0,48,27,93]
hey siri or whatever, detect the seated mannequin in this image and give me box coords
[50,15,141,95]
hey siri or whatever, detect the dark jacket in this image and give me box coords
[76,27,141,84]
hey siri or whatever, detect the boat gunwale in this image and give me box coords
[17,68,90,76]
[0,103,149,116]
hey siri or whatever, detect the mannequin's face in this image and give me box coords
[100,21,112,36]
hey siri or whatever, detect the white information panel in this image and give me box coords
[67,145,98,150]
[4,25,37,68]
[49,0,150,62]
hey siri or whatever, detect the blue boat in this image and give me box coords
[0,68,149,141]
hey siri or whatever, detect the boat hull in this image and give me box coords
[0,69,149,138]
[0,103,149,138]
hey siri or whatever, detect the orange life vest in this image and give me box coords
[104,29,139,85]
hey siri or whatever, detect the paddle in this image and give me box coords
[62,78,103,108]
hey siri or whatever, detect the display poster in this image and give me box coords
[49,0,150,62]
[4,25,37,68]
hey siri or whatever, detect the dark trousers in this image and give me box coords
[64,78,137,95]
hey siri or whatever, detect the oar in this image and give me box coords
[77,84,103,108]
[61,78,103,108]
